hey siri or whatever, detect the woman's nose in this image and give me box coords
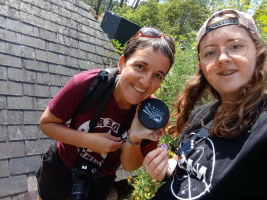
[139,73,151,87]
[217,47,232,64]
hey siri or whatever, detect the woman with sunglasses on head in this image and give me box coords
[36,27,175,200]
[143,9,267,199]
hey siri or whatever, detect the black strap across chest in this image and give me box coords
[176,120,212,156]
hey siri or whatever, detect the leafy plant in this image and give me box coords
[111,39,126,55]
[127,167,164,200]
[155,33,198,110]
[113,0,211,37]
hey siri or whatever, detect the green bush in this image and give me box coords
[155,34,198,110]
[111,39,126,55]
[127,167,163,200]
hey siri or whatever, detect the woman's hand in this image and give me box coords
[40,107,123,154]
[128,104,168,144]
[143,148,169,181]
[82,133,123,154]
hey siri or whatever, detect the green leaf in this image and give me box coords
[263,27,267,33]
[259,15,267,21]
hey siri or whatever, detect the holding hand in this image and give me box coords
[83,133,123,154]
[143,148,169,181]
[128,104,168,144]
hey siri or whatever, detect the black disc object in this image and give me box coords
[138,99,169,130]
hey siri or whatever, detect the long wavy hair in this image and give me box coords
[170,21,267,139]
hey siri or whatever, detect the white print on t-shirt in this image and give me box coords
[170,133,216,200]
[77,118,123,167]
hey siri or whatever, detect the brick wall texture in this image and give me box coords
[0,0,119,198]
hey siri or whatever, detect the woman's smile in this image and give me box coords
[132,84,146,93]
[218,69,237,76]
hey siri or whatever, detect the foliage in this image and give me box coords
[99,4,105,14]
[127,167,163,200]
[101,0,121,10]
[154,33,198,111]
[83,0,98,5]
[209,0,267,42]
[211,0,259,11]
[254,0,267,43]
[113,0,211,37]
[93,4,106,15]
[111,39,126,55]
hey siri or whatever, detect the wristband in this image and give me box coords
[127,130,141,146]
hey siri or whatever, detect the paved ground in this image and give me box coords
[107,185,119,200]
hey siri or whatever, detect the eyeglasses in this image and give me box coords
[199,39,253,65]
[131,27,176,54]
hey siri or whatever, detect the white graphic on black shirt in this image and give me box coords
[170,133,216,199]
[78,118,121,167]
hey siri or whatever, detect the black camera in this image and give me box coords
[71,162,101,200]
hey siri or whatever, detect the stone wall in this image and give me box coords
[0,0,120,199]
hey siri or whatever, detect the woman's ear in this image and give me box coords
[198,61,202,70]
[118,55,125,72]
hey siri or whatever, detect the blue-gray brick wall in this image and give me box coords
[0,0,119,199]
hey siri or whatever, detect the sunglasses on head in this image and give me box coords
[131,27,176,54]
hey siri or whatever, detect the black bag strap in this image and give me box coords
[88,75,137,135]
[176,120,212,156]
[88,75,120,132]
[74,68,119,115]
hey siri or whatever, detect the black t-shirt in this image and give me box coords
[153,97,267,200]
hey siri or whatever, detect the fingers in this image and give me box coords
[106,134,122,142]
[149,155,168,179]
[143,148,164,166]
[146,131,160,141]
[99,133,124,152]
[143,148,169,180]
[157,127,166,137]
[155,157,169,181]
[143,148,167,168]
[109,140,124,152]
[147,128,165,141]
[147,150,168,171]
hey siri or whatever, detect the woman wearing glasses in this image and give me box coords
[36,27,175,200]
[143,9,267,199]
